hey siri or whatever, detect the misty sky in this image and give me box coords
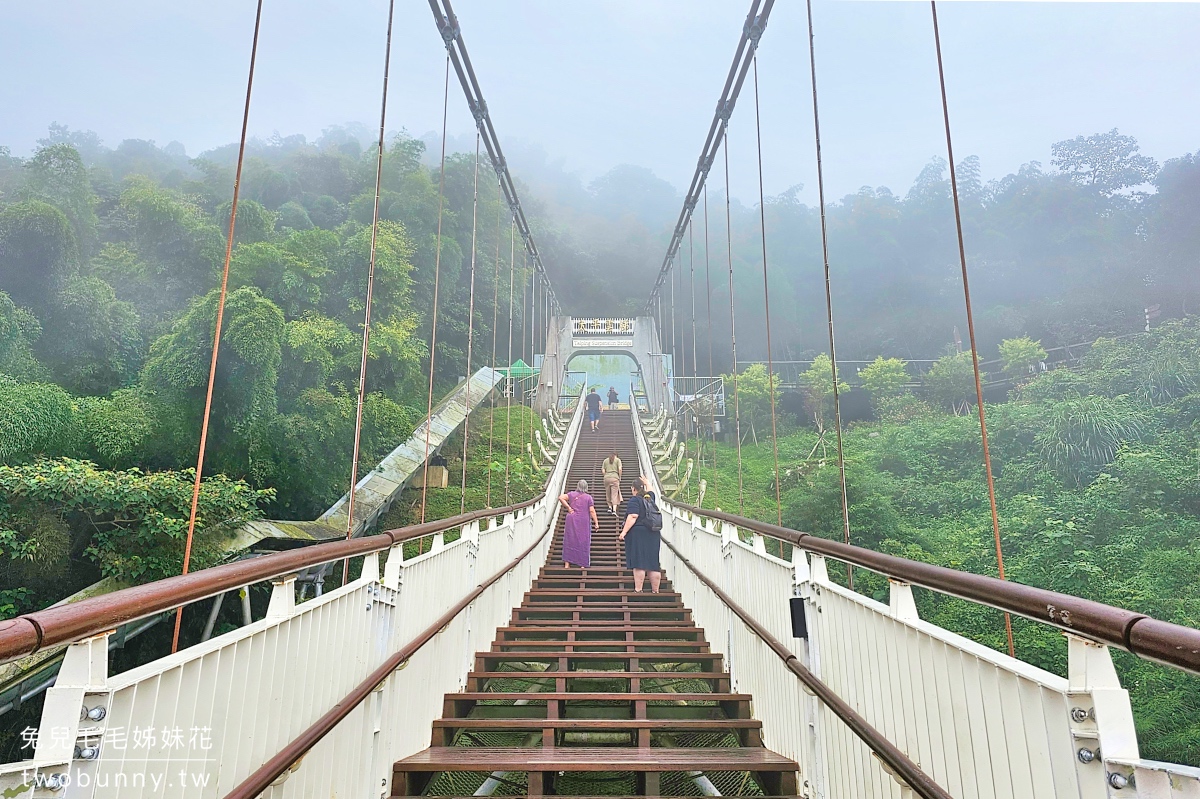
[3,1,1197,206]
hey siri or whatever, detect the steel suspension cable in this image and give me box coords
[644,1,775,313]
[670,259,677,377]
[931,0,1014,657]
[703,185,719,505]
[171,0,264,654]
[459,131,482,515]
[427,0,561,314]
[689,219,700,499]
[505,218,516,504]
[804,0,853,588]
[752,55,783,527]
[342,0,399,583]
[523,247,532,445]
[486,183,501,506]
[723,137,745,513]
[522,253,529,369]
[419,53,453,525]
[691,219,700,379]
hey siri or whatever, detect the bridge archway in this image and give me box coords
[536,316,669,413]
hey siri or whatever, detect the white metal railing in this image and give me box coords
[631,410,1200,799]
[0,395,586,799]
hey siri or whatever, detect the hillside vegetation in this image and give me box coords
[692,321,1200,764]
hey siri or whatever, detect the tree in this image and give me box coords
[1051,129,1158,195]
[118,177,224,306]
[0,291,46,381]
[217,198,276,244]
[727,363,780,444]
[142,287,284,483]
[40,275,141,395]
[230,238,326,319]
[277,200,314,231]
[0,458,271,584]
[0,201,79,314]
[76,389,156,469]
[19,143,99,250]
[999,336,1047,381]
[924,351,976,413]
[302,195,347,229]
[798,354,847,433]
[36,124,105,164]
[0,378,76,462]
[278,313,358,399]
[859,357,909,402]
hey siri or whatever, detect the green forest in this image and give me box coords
[0,122,1198,764]
[692,324,1200,764]
[0,125,537,618]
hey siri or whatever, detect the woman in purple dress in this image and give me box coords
[559,479,599,569]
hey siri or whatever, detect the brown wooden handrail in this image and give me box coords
[662,538,953,799]
[222,524,554,799]
[0,496,544,665]
[668,500,1200,675]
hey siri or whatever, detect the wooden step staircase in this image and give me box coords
[391,409,799,797]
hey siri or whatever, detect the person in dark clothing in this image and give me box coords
[584,389,603,432]
[607,386,619,408]
[618,477,661,593]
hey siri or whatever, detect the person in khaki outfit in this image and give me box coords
[601,450,622,515]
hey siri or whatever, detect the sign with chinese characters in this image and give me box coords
[571,318,634,336]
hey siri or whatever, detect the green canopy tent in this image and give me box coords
[496,359,539,380]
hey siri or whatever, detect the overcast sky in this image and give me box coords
[3,1,1197,205]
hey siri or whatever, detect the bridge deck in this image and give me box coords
[391,409,799,797]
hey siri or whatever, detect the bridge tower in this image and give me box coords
[536,316,670,414]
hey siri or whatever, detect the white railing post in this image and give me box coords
[809,553,829,585]
[383,542,405,590]
[792,546,811,586]
[361,551,381,583]
[887,579,919,622]
[1067,634,1140,795]
[266,576,297,620]
[28,631,110,791]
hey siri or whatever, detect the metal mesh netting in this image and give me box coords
[425,770,768,796]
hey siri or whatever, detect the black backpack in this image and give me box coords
[641,492,663,533]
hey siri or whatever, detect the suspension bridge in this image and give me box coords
[2,0,1199,797]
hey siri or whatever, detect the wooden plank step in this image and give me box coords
[476,652,724,670]
[497,625,703,635]
[492,643,712,654]
[466,670,731,692]
[467,670,728,680]
[446,692,747,702]
[393,745,797,770]
[510,619,697,628]
[433,717,763,746]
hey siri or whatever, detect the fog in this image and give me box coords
[3,1,1198,206]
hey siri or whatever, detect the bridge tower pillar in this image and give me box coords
[534,316,669,414]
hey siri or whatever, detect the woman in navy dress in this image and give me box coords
[618,477,661,593]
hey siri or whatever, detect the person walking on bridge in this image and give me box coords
[619,477,662,593]
[607,386,619,408]
[601,449,623,515]
[559,479,598,569]
[585,387,603,432]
